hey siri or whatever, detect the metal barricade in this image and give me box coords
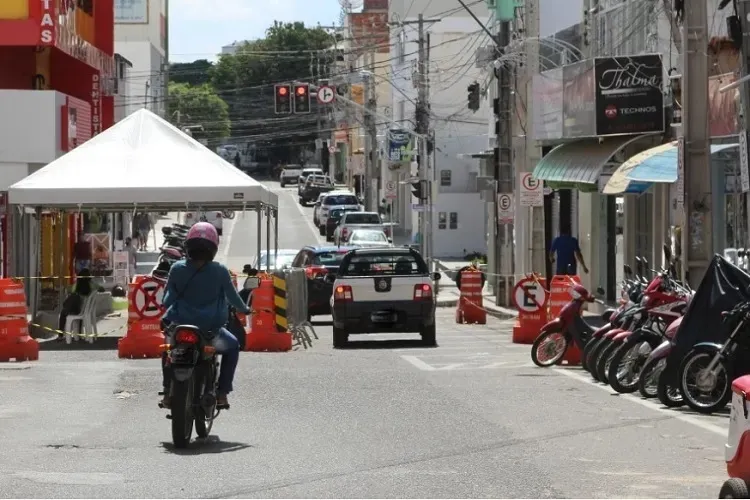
[273,268,317,349]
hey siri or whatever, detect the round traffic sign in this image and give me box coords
[132,277,166,319]
[329,146,336,153]
[498,194,512,211]
[521,173,540,191]
[512,278,547,313]
[317,85,335,104]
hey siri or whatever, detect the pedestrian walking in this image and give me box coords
[136,213,152,251]
[549,223,589,275]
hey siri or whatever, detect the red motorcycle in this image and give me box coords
[531,282,611,367]
[636,316,683,406]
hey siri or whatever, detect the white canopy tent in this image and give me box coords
[8,108,277,211]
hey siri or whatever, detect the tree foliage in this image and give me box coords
[167,82,231,141]
[169,59,213,87]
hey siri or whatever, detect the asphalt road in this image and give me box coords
[0,182,731,498]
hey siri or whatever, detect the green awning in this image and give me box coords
[532,135,653,191]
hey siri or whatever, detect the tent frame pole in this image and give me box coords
[256,209,262,270]
[265,206,271,273]
[273,209,278,268]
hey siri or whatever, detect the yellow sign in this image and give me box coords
[351,84,364,105]
[0,0,28,19]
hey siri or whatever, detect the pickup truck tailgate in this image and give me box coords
[344,276,428,301]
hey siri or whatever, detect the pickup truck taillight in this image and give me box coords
[305,266,328,279]
[334,285,353,301]
[413,284,432,300]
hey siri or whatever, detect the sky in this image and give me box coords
[169,0,343,63]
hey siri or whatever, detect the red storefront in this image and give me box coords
[0,0,115,278]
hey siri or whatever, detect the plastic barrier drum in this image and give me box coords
[0,279,38,362]
[118,275,167,359]
[511,276,548,344]
[246,274,292,352]
[548,274,583,365]
[455,265,486,324]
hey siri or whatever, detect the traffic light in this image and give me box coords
[411,180,427,202]
[293,83,310,113]
[274,84,292,114]
[467,82,480,112]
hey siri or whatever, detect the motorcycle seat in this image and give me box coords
[162,245,183,253]
[172,224,191,231]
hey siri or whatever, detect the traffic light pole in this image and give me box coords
[416,14,429,260]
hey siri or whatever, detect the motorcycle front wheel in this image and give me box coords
[583,337,603,374]
[637,357,665,399]
[656,369,684,408]
[171,378,195,448]
[607,338,648,394]
[596,340,620,385]
[531,331,568,367]
[679,349,731,414]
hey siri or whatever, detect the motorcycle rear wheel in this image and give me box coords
[679,350,731,415]
[607,338,647,394]
[531,331,568,367]
[637,357,664,399]
[171,379,195,449]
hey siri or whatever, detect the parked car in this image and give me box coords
[299,175,334,205]
[184,210,223,236]
[312,193,328,226]
[279,164,303,187]
[297,167,324,194]
[290,245,359,317]
[333,211,387,245]
[344,229,392,248]
[318,192,361,235]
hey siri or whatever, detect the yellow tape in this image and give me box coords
[9,271,264,280]
[28,321,127,339]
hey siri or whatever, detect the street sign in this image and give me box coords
[328,146,336,153]
[412,204,430,211]
[385,180,397,199]
[317,85,335,104]
[131,277,165,319]
[519,173,543,206]
[497,193,514,224]
[512,277,547,313]
[676,137,685,208]
[740,130,750,193]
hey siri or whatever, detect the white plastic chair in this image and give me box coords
[64,293,99,344]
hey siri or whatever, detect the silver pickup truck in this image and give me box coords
[279,164,303,187]
[334,211,392,245]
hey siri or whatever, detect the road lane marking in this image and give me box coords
[400,355,436,371]
[553,367,727,437]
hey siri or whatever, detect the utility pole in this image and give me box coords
[363,52,376,211]
[367,51,378,211]
[417,14,429,259]
[735,0,750,249]
[495,19,514,301]
[680,0,712,287]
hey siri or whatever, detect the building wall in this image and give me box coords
[389,12,490,257]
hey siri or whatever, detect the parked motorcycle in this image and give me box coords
[160,275,260,448]
[531,281,610,367]
[635,316,683,406]
[677,301,750,414]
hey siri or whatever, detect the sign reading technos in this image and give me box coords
[594,54,664,136]
[39,0,56,45]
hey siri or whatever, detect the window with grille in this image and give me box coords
[440,170,452,186]
[449,212,458,230]
[438,212,447,230]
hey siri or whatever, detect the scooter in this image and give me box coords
[719,374,750,498]
[530,281,608,367]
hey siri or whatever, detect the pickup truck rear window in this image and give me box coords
[344,213,381,224]
[324,195,358,206]
[340,253,428,276]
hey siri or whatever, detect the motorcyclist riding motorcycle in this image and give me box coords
[159,222,250,409]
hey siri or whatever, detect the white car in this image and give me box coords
[344,229,392,248]
[184,210,224,236]
[297,167,324,194]
[318,192,361,235]
[251,249,298,271]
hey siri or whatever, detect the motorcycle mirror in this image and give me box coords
[243,277,261,290]
[663,243,672,263]
[642,258,650,273]
[634,257,643,275]
[623,264,632,276]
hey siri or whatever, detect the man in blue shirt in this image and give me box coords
[549,224,589,275]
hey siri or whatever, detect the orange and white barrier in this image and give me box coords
[511,276,548,344]
[0,279,38,362]
[118,275,167,359]
[246,274,292,352]
[455,266,486,325]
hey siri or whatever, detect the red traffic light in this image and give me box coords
[278,86,288,96]
[296,86,307,96]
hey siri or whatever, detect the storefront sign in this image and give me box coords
[115,0,149,24]
[740,130,750,193]
[562,59,596,138]
[91,74,101,135]
[40,0,55,44]
[387,128,413,163]
[709,73,739,137]
[594,54,664,136]
[532,67,563,140]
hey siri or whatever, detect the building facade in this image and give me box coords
[114,0,167,117]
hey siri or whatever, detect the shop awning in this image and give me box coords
[531,135,652,192]
[603,142,739,194]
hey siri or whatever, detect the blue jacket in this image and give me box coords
[162,260,250,332]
